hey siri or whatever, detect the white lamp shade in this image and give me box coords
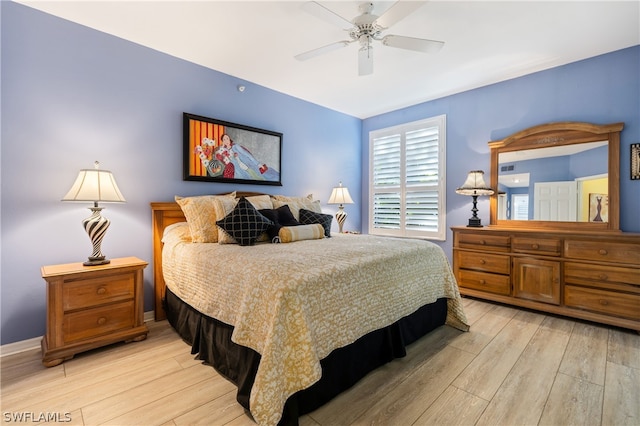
[62,167,126,203]
[455,170,494,196]
[328,183,354,205]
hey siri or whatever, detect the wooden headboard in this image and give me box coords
[151,192,266,320]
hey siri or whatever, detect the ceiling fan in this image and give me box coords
[294,1,444,76]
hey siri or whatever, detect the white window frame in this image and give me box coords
[368,115,446,240]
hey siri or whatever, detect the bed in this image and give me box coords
[151,192,469,425]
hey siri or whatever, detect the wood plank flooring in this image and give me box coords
[1,298,638,425]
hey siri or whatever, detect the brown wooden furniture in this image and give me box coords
[41,257,148,367]
[453,227,640,330]
[453,122,640,331]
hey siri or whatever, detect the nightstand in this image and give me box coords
[41,257,148,367]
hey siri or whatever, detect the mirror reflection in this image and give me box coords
[497,141,608,222]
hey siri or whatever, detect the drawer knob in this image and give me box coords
[598,274,609,281]
[531,243,539,250]
[479,240,486,245]
[598,249,608,256]
[599,299,609,306]
[97,317,107,325]
[479,279,486,285]
[96,287,107,295]
[480,259,486,265]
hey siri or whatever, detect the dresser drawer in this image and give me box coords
[565,262,640,292]
[63,275,134,311]
[457,270,511,295]
[565,285,640,321]
[513,237,561,256]
[564,240,640,265]
[63,301,135,343]
[456,233,510,252]
[456,251,510,274]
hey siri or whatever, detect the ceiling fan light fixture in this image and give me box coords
[296,1,441,76]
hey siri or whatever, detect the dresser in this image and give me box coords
[41,257,148,367]
[452,226,640,331]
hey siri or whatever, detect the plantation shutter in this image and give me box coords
[369,115,446,240]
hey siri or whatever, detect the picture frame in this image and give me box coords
[183,112,282,186]
[632,143,640,180]
[588,193,608,223]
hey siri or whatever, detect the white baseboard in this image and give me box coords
[0,311,156,358]
[0,336,42,357]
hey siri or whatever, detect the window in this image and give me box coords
[369,115,446,240]
[512,194,529,220]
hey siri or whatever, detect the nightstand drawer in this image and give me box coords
[63,275,134,311]
[63,301,135,343]
[457,269,511,295]
[564,240,640,265]
[565,285,640,321]
[513,237,561,256]
[456,251,510,274]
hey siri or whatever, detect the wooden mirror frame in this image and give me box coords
[488,121,623,231]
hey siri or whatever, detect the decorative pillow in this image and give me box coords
[299,208,333,237]
[273,194,315,203]
[213,196,240,244]
[272,197,322,221]
[175,192,236,242]
[246,194,273,210]
[216,197,274,246]
[277,224,324,243]
[259,205,300,241]
[244,195,275,242]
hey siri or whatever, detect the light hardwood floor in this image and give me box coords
[1,298,638,425]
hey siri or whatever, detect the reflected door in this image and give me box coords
[533,181,577,221]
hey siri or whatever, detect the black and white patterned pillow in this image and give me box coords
[216,197,274,246]
[259,204,300,242]
[298,208,333,237]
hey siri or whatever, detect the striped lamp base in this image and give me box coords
[82,207,111,266]
[335,207,347,233]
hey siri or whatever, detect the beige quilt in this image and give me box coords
[162,223,468,425]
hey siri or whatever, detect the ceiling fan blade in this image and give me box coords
[383,35,444,53]
[375,1,427,29]
[301,1,353,30]
[358,46,373,76]
[295,40,352,61]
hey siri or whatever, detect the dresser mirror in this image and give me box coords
[488,122,623,231]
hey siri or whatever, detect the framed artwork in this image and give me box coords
[632,143,640,180]
[183,113,282,186]
[588,193,608,223]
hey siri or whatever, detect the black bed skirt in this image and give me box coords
[164,287,448,425]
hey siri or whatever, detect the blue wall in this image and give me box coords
[363,46,640,258]
[0,2,361,345]
[1,1,639,345]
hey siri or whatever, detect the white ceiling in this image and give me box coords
[16,1,640,118]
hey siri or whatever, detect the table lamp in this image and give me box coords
[62,161,126,266]
[327,181,354,233]
[455,170,494,227]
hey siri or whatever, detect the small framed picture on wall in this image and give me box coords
[632,143,640,180]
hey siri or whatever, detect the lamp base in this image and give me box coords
[335,206,347,233]
[82,206,111,267]
[466,194,484,227]
[466,217,483,227]
[84,257,111,267]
